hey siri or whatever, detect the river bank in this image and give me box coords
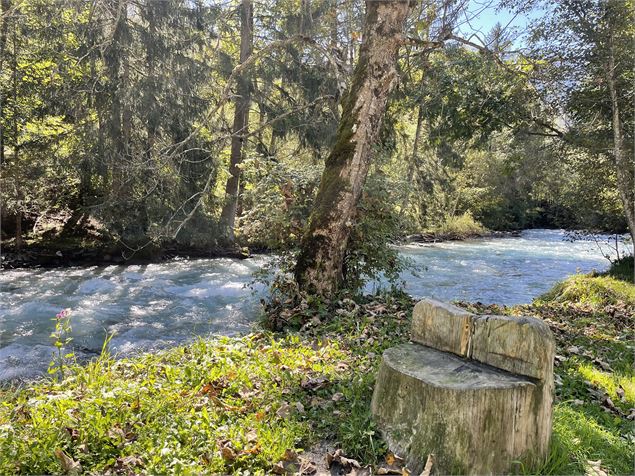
[1,272,632,475]
[1,229,622,382]
[0,241,251,270]
[0,228,522,270]
[404,229,520,243]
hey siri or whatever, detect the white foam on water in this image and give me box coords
[0,232,628,381]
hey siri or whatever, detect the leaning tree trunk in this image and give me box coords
[219,0,253,244]
[606,31,635,253]
[294,0,412,295]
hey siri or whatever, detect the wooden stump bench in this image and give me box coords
[371,299,555,475]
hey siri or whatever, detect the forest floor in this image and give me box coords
[0,270,633,475]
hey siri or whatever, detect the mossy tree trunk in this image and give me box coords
[606,30,635,251]
[219,0,253,244]
[294,0,412,295]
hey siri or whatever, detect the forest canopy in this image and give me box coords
[0,0,632,283]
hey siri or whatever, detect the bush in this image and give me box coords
[344,174,411,292]
[606,255,634,283]
[430,212,487,239]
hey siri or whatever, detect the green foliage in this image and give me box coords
[0,293,415,474]
[605,255,635,283]
[47,309,74,381]
[538,274,635,307]
[239,156,322,250]
[429,212,487,239]
[344,173,412,291]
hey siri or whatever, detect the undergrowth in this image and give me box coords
[1,274,633,475]
[428,212,488,240]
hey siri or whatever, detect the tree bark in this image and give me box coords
[104,0,128,198]
[15,209,22,250]
[400,97,425,218]
[294,0,412,295]
[606,30,635,253]
[219,0,253,243]
[0,0,10,166]
[372,299,554,474]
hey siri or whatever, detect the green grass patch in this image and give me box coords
[1,278,633,474]
[0,294,413,475]
[538,273,635,307]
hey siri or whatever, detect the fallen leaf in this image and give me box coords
[301,376,329,391]
[585,459,608,476]
[616,385,626,402]
[221,446,236,462]
[377,468,401,475]
[245,429,258,443]
[326,448,361,471]
[54,449,82,475]
[272,449,302,475]
[419,454,435,476]
[276,402,292,418]
[331,392,345,402]
[554,355,566,364]
[593,359,612,372]
[113,455,143,473]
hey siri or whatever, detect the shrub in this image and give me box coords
[431,212,487,239]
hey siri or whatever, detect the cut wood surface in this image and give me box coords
[372,299,555,475]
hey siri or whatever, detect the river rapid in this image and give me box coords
[0,229,624,381]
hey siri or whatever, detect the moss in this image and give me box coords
[294,57,370,293]
[537,273,635,306]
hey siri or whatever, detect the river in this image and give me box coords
[0,229,624,381]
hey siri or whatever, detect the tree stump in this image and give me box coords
[371,299,555,475]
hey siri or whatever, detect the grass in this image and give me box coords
[0,295,412,475]
[538,273,635,307]
[428,212,488,240]
[1,275,633,474]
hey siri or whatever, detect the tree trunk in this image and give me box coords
[15,210,22,250]
[0,0,10,166]
[400,99,425,218]
[606,31,635,253]
[219,0,253,243]
[105,0,127,196]
[294,0,412,295]
[372,299,554,474]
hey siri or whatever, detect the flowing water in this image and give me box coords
[0,229,625,381]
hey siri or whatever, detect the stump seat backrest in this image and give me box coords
[411,299,555,380]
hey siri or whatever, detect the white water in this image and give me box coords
[0,229,624,381]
